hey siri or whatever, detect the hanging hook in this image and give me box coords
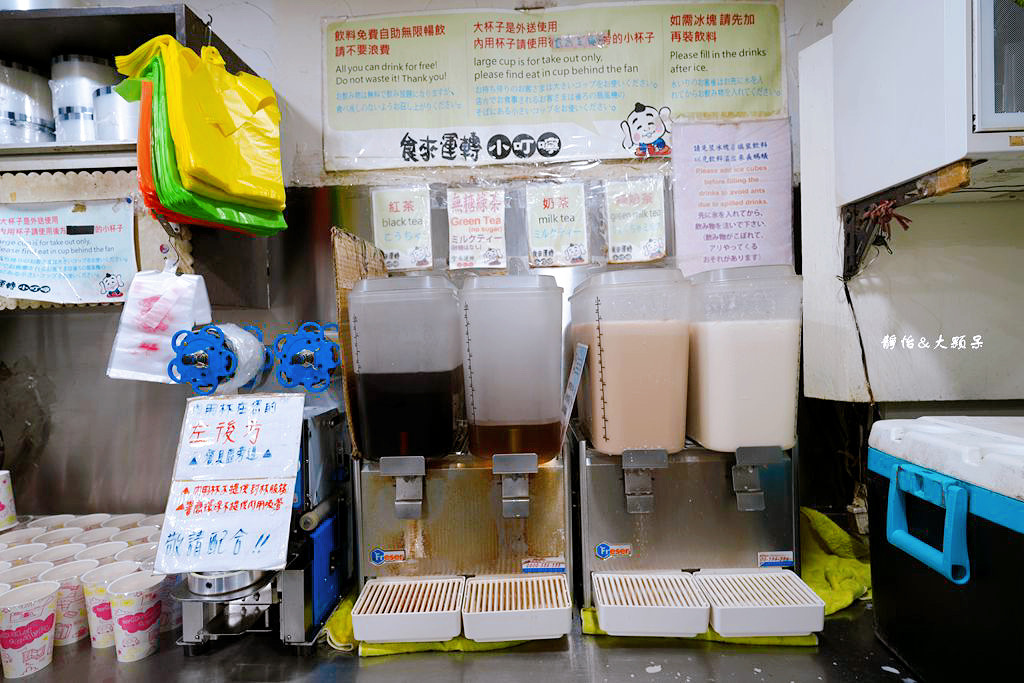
[204,14,214,47]
[155,214,184,274]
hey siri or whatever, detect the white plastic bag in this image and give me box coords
[106,264,211,383]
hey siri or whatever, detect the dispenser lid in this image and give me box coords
[460,274,559,291]
[571,267,684,297]
[351,275,455,294]
[689,265,798,285]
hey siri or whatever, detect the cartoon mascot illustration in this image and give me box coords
[620,102,672,157]
[99,272,124,298]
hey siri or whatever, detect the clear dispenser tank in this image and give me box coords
[348,276,464,459]
[570,268,691,455]
[687,265,802,452]
[460,275,563,463]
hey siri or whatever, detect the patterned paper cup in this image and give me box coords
[0,580,60,678]
[137,515,164,529]
[26,515,75,531]
[154,573,183,633]
[0,530,43,548]
[113,544,157,565]
[31,528,83,547]
[0,564,54,590]
[81,561,139,649]
[73,542,129,566]
[71,528,119,547]
[107,571,165,662]
[0,545,46,567]
[111,526,160,547]
[38,560,99,646]
[29,544,86,567]
[101,515,146,531]
[0,472,18,532]
[71,514,111,532]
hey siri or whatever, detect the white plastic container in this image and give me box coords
[693,569,824,637]
[0,60,53,129]
[462,574,571,642]
[592,571,709,638]
[687,265,802,453]
[93,85,139,142]
[570,268,691,455]
[55,110,94,143]
[348,276,464,459]
[460,275,564,462]
[49,55,116,118]
[351,576,465,643]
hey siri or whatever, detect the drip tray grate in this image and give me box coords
[694,569,825,637]
[462,574,571,642]
[592,571,709,637]
[351,576,465,643]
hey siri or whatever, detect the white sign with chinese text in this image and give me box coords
[604,176,666,263]
[672,119,792,276]
[156,393,305,573]
[447,188,507,269]
[371,187,433,271]
[525,182,588,267]
[0,198,137,304]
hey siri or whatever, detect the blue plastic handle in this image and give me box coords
[886,462,970,584]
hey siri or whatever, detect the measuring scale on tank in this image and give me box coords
[345,272,573,646]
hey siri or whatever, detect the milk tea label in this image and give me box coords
[525,182,588,267]
[371,187,433,271]
[605,176,666,263]
[447,188,507,269]
[595,543,632,560]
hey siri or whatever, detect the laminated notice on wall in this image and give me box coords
[0,198,137,304]
[447,188,507,269]
[605,176,666,263]
[672,118,792,276]
[371,187,433,270]
[525,182,588,267]
[156,393,305,573]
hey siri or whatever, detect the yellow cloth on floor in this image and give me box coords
[799,506,871,615]
[580,608,818,646]
[325,588,526,657]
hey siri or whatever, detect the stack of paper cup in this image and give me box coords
[107,571,164,662]
[111,526,159,547]
[0,529,41,547]
[73,514,111,531]
[0,114,54,145]
[0,562,52,589]
[49,55,116,142]
[80,561,138,649]
[93,85,139,142]
[55,109,94,143]
[71,527,119,547]
[0,544,46,567]
[0,62,54,146]
[27,515,76,531]
[139,560,183,634]
[113,543,156,565]
[0,581,60,678]
[73,541,128,566]
[39,560,100,646]
[32,527,83,547]
[0,472,18,531]
[29,544,85,567]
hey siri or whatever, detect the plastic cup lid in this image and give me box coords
[571,267,685,297]
[460,274,560,291]
[352,274,455,294]
[52,54,112,66]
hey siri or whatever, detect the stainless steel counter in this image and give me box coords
[25,601,907,682]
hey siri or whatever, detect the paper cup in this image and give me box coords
[0,563,53,589]
[137,515,164,529]
[32,528,83,547]
[0,543,6,552]
[154,573,183,632]
[29,544,86,567]
[27,515,75,531]
[72,514,111,531]
[0,584,9,596]
[81,561,138,649]
[107,571,164,662]
[0,581,60,677]
[113,543,156,565]
[71,527,119,546]
[101,514,146,530]
[0,545,46,567]
[74,542,128,566]
[0,530,43,547]
[111,526,159,547]
[38,560,99,646]
[147,531,161,543]
[0,472,17,532]
[0,562,11,573]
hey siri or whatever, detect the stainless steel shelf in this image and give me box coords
[0,141,137,172]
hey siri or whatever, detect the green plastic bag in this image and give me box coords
[143,56,286,236]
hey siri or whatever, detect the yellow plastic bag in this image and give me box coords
[117,36,285,211]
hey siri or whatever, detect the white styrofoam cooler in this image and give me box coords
[351,576,465,643]
[461,574,571,642]
[592,571,710,637]
[869,417,1024,502]
[694,569,825,637]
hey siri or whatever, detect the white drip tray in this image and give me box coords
[351,576,465,643]
[592,571,710,637]
[694,569,825,637]
[462,574,572,642]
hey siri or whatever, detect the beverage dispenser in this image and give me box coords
[460,275,563,463]
[348,276,464,459]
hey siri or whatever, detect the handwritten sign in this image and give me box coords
[371,187,433,271]
[0,198,136,304]
[605,177,666,263]
[447,188,507,269]
[156,393,305,573]
[525,182,588,267]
